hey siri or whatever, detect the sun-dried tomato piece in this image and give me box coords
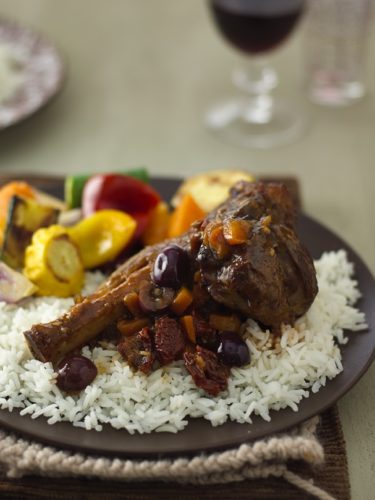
[154,316,186,365]
[183,345,229,396]
[117,327,155,374]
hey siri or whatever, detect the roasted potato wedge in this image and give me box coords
[171,169,255,212]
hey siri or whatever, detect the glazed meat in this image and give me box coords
[24,181,318,372]
[24,265,152,363]
[195,181,318,328]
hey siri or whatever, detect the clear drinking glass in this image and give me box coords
[206,0,306,149]
[305,0,372,107]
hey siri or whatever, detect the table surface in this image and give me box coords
[0,1,374,498]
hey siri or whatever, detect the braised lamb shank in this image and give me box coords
[24,182,318,395]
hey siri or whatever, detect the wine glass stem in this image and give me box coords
[232,59,278,125]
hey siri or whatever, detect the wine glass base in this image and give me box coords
[205,97,305,149]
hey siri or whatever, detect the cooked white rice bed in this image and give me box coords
[0,250,367,433]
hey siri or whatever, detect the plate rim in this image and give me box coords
[0,16,66,130]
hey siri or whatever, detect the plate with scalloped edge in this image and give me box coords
[0,18,64,130]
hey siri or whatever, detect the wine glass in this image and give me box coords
[206,0,306,149]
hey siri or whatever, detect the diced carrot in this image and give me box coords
[223,219,249,245]
[168,193,206,238]
[123,292,142,317]
[209,313,241,333]
[203,222,230,259]
[180,315,196,343]
[117,317,149,336]
[0,182,35,245]
[171,287,193,315]
[142,201,170,246]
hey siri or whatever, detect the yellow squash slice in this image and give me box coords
[68,209,137,269]
[24,225,84,297]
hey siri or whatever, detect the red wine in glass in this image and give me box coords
[205,0,306,148]
[209,0,305,55]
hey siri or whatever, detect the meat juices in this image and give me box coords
[24,182,318,395]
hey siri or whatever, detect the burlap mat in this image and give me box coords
[0,405,349,500]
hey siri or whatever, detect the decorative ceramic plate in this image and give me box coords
[0,18,64,129]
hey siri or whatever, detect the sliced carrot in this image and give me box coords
[170,287,193,315]
[168,193,206,238]
[180,315,196,343]
[117,317,149,336]
[142,201,170,246]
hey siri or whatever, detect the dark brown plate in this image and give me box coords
[0,176,374,458]
[0,18,64,129]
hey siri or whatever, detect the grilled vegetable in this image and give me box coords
[58,208,82,227]
[171,169,255,212]
[82,174,160,239]
[34,189,67,211]
[65,168,149,209]
[23,225,84,297]
[141,201,170,246]
[0,181,35,246]
[0,261,37,303]
[1,196,59,269]
[168,194,205,238]
[68,210,137,269]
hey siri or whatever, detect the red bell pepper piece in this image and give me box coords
[82,174,160,239]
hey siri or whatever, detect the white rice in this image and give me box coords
[0,250,367,433]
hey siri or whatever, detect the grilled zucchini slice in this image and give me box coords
[1,195,59,269]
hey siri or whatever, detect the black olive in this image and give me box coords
[56,355,97,392]
[152,245,190,289]
[138,280,175,313]
[217,331,250,367]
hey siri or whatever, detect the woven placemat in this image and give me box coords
[0,405,349,500]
